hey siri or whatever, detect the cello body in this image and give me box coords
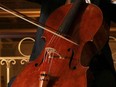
[12,3,105,87]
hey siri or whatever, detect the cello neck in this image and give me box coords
[58,0,86,34]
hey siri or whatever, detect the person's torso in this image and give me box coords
[39,0,75,23]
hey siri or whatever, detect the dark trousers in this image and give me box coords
[87,43,116,87]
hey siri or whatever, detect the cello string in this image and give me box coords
[85,0,91,3]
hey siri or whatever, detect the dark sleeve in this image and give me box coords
[110,3,116,22]
[8,76,16,87]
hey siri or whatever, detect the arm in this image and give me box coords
[90,0,116,23]
[110,3,116,22]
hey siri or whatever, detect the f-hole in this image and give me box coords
[68,48,76,70]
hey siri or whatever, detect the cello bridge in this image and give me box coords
[44,47,64,59]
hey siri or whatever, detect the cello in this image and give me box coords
[8,0,108,87]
